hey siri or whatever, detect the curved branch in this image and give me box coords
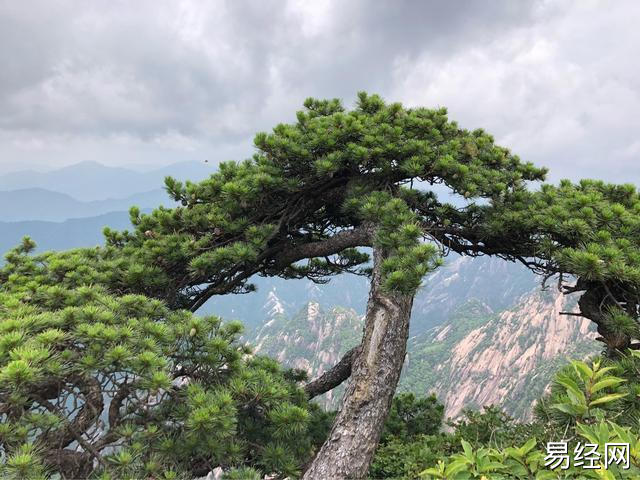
[273,225,373,270]
[304,346,360,399]
[189,225,373,312]
[108,383,131,429]
[36,396,107,470]
[37,375,104,452]
[42,449,93,480]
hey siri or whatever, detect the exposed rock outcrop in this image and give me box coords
[250,266,599,419]
[422,291,598,419]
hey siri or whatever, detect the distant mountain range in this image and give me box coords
[0,161,204,250]
[0,211,135,254]
[401,291,597,420]
[250,257,599,419]
[0,161,211,243]
[0,188,173,222]
[0,160,213,201]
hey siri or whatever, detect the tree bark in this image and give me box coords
[303,246,414,479]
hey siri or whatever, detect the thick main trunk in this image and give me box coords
[303,247,414,479]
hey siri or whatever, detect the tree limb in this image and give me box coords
[273,225,373,271]
[189,225,373,312]
[37,375,104,452]
[304,346,360,399]
[36,396,108,470]
[42,449,93,480]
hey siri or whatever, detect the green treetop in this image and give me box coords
[95,93,543,310]
[0,242,329,479]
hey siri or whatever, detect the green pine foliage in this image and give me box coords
[0,245,329,479]
[484,180,640,284]
[481,180,640,351]
[70,93,542,310]
[4,93,640,478]
[9,95,637,356]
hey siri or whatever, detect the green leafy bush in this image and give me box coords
[419,357,640,479]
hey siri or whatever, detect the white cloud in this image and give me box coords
[391,0,640,183]
[0,0,638,184]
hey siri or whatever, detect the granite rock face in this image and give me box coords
[250,257,599,419]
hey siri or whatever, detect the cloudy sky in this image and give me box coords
[1,0,639,183]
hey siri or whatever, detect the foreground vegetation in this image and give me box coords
[0,240,333,479]
[392,354,640,479]
[2,239,639,478]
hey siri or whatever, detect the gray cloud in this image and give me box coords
[0,0,638,185]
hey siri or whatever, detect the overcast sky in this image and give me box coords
[1,0,639,183]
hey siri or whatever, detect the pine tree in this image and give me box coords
[5,93,639,477]
[100,93,545,478]
[0,94,551,478]
[0,241,330,479]
[476,180,640,353]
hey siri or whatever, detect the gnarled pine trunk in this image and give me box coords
[303,246,414,479]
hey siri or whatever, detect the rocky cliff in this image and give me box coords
[251,277,600,419]
[253,295,363,408]
[402,290,598,419]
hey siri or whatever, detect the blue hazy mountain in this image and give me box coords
[0,161,213,201]
[0,211,136,254]
[0,188,176,222]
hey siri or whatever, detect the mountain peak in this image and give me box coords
[264,288,285,318]
[0,160,212,202]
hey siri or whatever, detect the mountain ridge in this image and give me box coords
[0,187,173,221]
[0,160,213,201]
[0,210,139,254]
[249,265,600,420]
